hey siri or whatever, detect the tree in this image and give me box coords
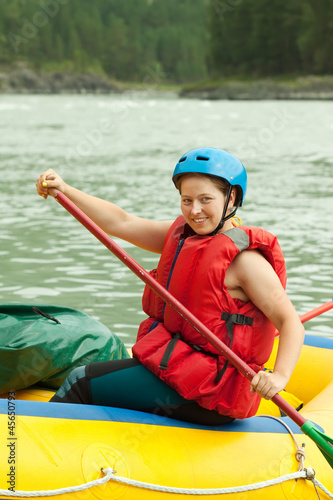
[298,0,333,73]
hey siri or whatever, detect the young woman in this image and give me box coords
[36,147,304,425]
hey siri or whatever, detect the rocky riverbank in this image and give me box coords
[180,76,333,100]
[1,67,333,100]
[0,66,121,94]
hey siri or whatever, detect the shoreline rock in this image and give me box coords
[0,66,122,94]
[180,76,333,100]
[1,68,333,100]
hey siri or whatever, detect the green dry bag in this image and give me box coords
[0,303,130,394]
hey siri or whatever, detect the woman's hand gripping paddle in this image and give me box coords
[54,191,333,468]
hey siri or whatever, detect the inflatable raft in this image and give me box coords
[0,333,333,499]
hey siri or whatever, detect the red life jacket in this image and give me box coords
[132,216,287,419]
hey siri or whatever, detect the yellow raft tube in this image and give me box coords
[0,333,332,499]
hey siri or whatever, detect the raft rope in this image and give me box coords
[257,415,306,471]
[0,471,114,497]
[1,416,332,498]
[0,468,332,498]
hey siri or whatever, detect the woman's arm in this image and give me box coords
[36,169,173,253]
[230,250,305,400]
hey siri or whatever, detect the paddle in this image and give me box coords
[54,191,333,468]
[300,300,333,323]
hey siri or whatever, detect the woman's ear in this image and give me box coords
[229,187,237,209]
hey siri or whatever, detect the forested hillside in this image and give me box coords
[209,0,333,76]
[0,0,209,83]
[0,0,332,86]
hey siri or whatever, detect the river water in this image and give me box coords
[0,94,332,347]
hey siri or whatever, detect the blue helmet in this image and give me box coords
[172,147,247,206]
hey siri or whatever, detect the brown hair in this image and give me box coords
[176,173,242,207]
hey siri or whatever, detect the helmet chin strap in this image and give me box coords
[208,184,237,236]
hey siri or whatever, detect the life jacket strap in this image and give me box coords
[215,312,254,383]
[159,333,181,370]
[160,313,253,376]
[159,333,219,370]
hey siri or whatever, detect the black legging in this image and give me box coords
[51,358,234,426]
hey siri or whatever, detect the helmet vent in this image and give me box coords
[179,156,187,163]
[196,156,209,161]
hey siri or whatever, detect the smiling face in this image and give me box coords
[179,174,235,235]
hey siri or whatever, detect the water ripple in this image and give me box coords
[0,95,332,343]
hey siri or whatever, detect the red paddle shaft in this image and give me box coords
[300,300,333,323]
[55,191,310,426]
